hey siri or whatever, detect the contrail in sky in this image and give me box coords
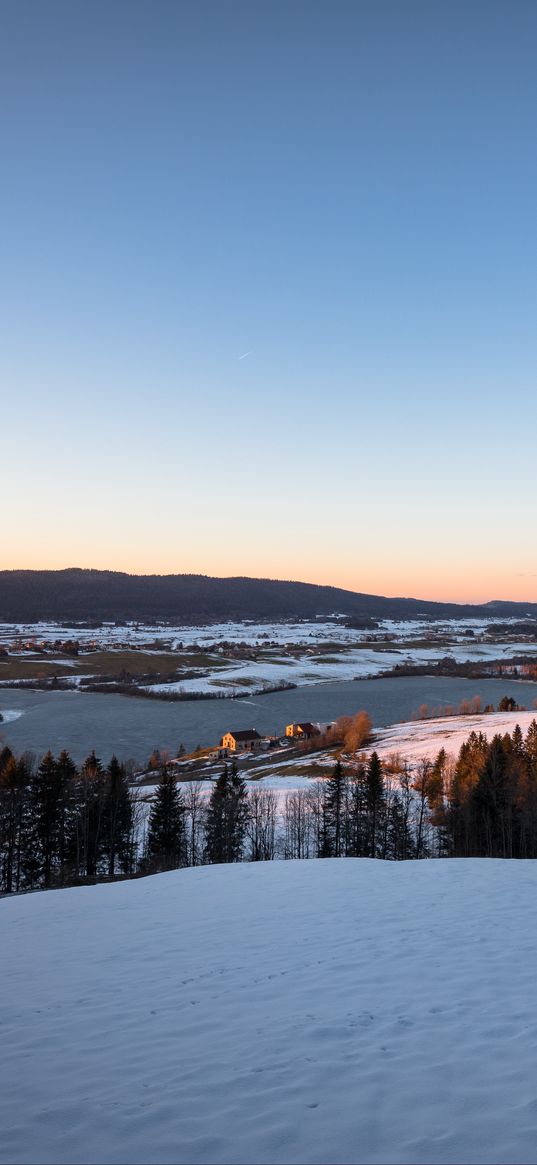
[238,351,251,360]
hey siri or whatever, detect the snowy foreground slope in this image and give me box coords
[3,862,537,1165]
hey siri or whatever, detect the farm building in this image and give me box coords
[220,729,262,752]
[285,721,321,740]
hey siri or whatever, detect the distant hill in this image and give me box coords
[1,568,537,624]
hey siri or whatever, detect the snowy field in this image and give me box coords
[372,709,537,765]
[3,859,537,1165]
[142,636,537,695]
[0,615,502,649]
[240,711,537,794]
[3,616,537,696]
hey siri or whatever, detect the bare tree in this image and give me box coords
[282,789,314,859]
[412,760,434,858]
[246,786,277,861]
[182,780,205,866]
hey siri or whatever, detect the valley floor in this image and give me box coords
[3,616,537,697]
[2,859,537,1164]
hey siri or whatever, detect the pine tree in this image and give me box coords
[469,736,512,857]
[324,761,346,857]
[146,767,185,871]
[512,723,524,754]
[0,746,13,777]
[366,751,384,858]
[521,721,537,856]
[103,756,133,877]
[205,764,249,864]
[427,748,449,856]
[347,762,369,856]
[0,754,31,893]
[74,752,107,878]
[25,752,64,888]
[386,790,414,860]
[55,750,76,884]
[524,720,537,771]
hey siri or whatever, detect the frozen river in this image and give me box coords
[1,675,537,764]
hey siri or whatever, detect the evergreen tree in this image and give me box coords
[498,696,517,712]
[103,756,133,877]
[25,752,63,888]
[0,746,13,777]
[469,736,513,857]
[366,751,384,858]
[146,767,185,870]
[55,750,77,884]
[512,723,524,754]
[324,761,346,857]
[74,752,107,878]
[427,748,450,856]
[0,754,31,893]
[524,720,537,771]
[347,762,369,856]
[205,764,249,864]
[386,790,414,860]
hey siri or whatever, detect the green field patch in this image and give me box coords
[0,658,79,680]
[0,647,232,683]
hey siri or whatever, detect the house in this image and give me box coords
[285,721,321,740]
[220,729,262,752]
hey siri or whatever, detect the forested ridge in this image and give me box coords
[2,568,537,623]
[3,720,537,894]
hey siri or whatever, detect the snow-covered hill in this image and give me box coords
[3,859,537,1164]
[372,708,537,765]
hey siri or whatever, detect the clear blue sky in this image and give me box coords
[2,0,536,600]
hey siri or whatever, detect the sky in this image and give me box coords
[1,0,536,604]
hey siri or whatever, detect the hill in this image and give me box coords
[2,568,537,623]
[2,859,537,1164]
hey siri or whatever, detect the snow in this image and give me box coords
[3,859,537,1164]
[3,617,537,697]
[141,642,537,695]
[0,708,23,724]
[372,709,537,766]
[247,773,316,791]
[244,712,537,794]
[0,614,525,651]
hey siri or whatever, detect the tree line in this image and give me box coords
[431,720,537,858]
[0,747,137,892]
[3,719,537,892]
[1,567,506,622]
[0,745,416,892]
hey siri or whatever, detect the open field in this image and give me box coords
[2,616,537,698]
[0,650,226,683]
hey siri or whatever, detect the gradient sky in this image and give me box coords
[2,0,537,603]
